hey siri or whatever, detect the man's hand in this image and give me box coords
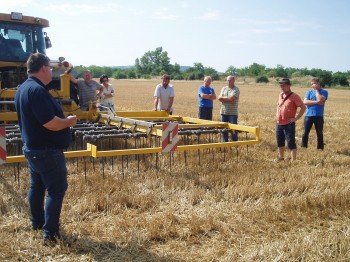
[67,115,77,127]
[312,83,321,91]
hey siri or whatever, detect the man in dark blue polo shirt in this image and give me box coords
[15,53,77,245]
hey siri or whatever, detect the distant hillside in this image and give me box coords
[113,65,191,72]
[112,65,134,70]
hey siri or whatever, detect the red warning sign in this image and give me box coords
[162,123,179,152]
[0,127,6,165]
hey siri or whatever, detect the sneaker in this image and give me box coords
[32,225,43,230]
[43,233,77,247]
[274,157,284,162]
[43,237,58,247]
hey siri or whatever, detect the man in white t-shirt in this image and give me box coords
[153,74,175,114]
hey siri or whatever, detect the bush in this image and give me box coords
[256,75,269,83]
[127,71,136,79]
[143,74,151,79]
[172,74,184,80]
[332,72,349,86]
[267,70,278,78]
[291,71,303,78]
[113,71,127,79]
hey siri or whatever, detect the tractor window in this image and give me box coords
[0,23,47,62]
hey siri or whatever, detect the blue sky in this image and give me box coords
[2,0,350,72]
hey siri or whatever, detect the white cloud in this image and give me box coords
[295,41,327,46]
[196,8,221,21]
[181,2,189,8]
[153,8,178,20]
[226,40,246,45]
[45,3,119,16]
[274,27,295,32]
[254,41,278,46]
[0,0,33,11]
[249,28,270,34]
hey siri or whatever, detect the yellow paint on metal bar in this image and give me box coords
[4,155,26,163]
[119,116,175,121]
[117,111,169,118]
[85,138,260,157]
[0,112,18,121]
[94,147,161,157]
[5,143,94,163]
[169,123,227,129]
[176,140,260,151]
[0,89,17,98]
[48,74,71,100]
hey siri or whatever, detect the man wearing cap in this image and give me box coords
[276,78,306,161]
[301,77,328,150]
[15,53,77,245]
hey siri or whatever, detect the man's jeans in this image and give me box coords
[198,107,213,120]
[221,114,238,142]
[301,116,324,149]
[23,146,68,238]
[276,122,296,149]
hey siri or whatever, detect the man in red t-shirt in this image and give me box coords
[276,78,306,161]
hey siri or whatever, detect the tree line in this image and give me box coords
[73,47,350,88]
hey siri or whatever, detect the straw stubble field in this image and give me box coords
[0,78,349,261]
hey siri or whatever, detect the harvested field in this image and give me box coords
[1,78,350,261]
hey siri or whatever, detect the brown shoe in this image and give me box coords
[43,233,77,247]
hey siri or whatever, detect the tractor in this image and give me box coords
[0,11,77,122]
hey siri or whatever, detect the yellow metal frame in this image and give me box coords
[2,75,260,164]
[0,74,91,122]
[4,117,260,163]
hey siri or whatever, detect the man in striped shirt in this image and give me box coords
[68,70,101,111]
[218,75,240,142]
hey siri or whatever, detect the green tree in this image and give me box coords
[204,67,219,80]
[246,63,266,76]
[135,47,171,77]
[170,63,181,75]
[256,75,269,83]
[225,65,239,76]
[112,70,127,79]
[266,69,278,78]
[291,71,303,78]
[332,72,349,86]
[275,64,287,77]
[319,71,333,87]
[183,62,205,80]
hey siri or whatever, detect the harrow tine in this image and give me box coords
[122,155,125,178]
[137,154,140,176]
[84,157,87,181]
[102,157,105,179]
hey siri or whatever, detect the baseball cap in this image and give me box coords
[278,78,291,85]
